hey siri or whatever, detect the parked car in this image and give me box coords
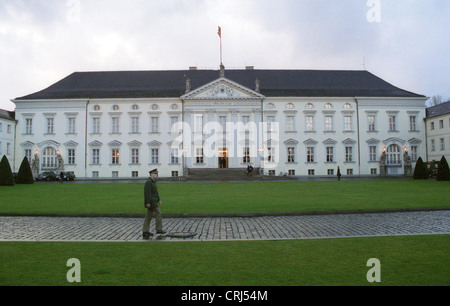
[57,171,76,181]
[36,171,57,181]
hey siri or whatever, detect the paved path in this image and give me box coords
[0,210,449,242]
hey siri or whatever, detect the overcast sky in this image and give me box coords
[1,0,449,111]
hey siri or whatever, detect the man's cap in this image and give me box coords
[149,169,158,174]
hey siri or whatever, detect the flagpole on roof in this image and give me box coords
[218,26,222,65]
[218,26,224,77]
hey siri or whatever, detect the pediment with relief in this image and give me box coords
[182,78,264,100]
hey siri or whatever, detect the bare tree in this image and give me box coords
[428,95,443,106]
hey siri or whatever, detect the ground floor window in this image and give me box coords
[42,147,58,168]
[386,144,401,165]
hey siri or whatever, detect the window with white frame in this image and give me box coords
[267,115,275,132]
[131,117,139,133]
[287,147,295,163]
[111,149,120,164]
[67,149,75,165]
[345,146,353,162]
[46,118,54,134]
[196,147,204,164]
[409,116,417,131]
[325,116,334,132]
[219,116,227,134]
[151,116,159,133]
[92,117,101,134]
[286,115,295,132]
[440,138,445,151]
[306,147,314,162]
[386,145,401,165]
[410,146,418,161]
[92,149,100,164]
[369,146,377,162]
[42,147,58,168]
[431,139,435,151]
[388,115,397,131]
[171,148,179,164]
[25,149,32,162]
[368,115,376,131]
[170,116,179,133]
[25,118,33,134]
[112,117,120,133]
[151,148,159,164]
[344,116,352,131]
[68,117,76,134]
[243,147,250,163]
[131,148,139,164]
[195,115,203,133]
[306,115,314,132]
[326,146,334,162]
[268,147,275,162]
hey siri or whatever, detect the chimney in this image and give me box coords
[189,66,197,70]
[245,66,254,70]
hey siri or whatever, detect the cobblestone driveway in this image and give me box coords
[0,210,449,242]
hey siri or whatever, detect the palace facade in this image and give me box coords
[12,67,428,178]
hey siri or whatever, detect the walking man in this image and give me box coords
[142,169,166,240]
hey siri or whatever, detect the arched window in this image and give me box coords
[42,147,59,168]
[386,145,401,165]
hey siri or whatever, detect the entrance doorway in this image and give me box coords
[218,148,228,168]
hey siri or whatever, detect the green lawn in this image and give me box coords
[1,235,448,286]
[0,180,449,215]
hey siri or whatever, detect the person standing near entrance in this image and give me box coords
[142,169,166,240]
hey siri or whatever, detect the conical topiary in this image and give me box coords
[0,155,15,186]
[413,157,428,179]
[436,156,450,181]
[16,156,34,184]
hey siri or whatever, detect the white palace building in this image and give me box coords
[12,66,428,179]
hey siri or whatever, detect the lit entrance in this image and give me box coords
[218,148,228,168]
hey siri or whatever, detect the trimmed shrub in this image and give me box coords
[16,157,34,184]
[413,157,428,179]
[0,155,14,186]
[436,156,450,181]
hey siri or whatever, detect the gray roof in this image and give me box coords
[426,100,450,118]
[15,69,424,100]
[0,109,15,121]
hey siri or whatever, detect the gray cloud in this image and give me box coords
[1,0,449,111]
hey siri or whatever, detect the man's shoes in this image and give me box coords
[143,232,153,240]
[156,230,167,235]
